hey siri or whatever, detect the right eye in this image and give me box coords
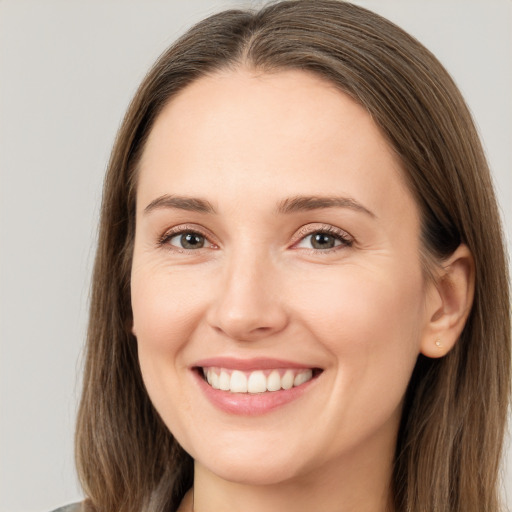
[167,231,207,250]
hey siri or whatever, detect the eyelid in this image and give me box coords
[293,223,353,241]
[157,223,217,250]
[291,223,354,250]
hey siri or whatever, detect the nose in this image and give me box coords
[206,250,289,342]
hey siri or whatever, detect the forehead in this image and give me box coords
[137,68,416,224]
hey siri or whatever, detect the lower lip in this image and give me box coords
[193,370,318,416]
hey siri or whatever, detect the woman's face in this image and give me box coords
[131,69,435,485]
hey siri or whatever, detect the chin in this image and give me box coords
[199,455,303,486]
[187,434,309,486]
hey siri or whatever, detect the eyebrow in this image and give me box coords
[276,195,375,217]
[144,195,217,215]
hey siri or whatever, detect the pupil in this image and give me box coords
[181,233,204,249]
[312,233,335,249]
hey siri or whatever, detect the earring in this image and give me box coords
[435,339,442,348]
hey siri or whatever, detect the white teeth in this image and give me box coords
[266,370,281,391]
[281,370,294,390]
[203,367,316,393]
[230,370,248,393]
[247,371,267,393]
[211,370,220,390]
[294,369,312,386]
[219,370,230,391]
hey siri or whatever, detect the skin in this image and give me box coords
[131,69,474,512]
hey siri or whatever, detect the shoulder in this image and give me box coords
[49,503,83,512]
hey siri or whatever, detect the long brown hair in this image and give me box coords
[75,2,511,511]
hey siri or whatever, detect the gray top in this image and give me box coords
[50,503,82,512]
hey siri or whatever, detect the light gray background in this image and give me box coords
[1,1,511,511]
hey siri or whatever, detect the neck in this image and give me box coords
[190,436,396,512]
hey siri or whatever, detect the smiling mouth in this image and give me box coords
[197,367,322,394]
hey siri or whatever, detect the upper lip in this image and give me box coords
[193,357,318,371]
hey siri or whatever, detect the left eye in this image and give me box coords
[168,232,206,250]
[296,232,347,250]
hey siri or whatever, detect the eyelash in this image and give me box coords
[293,224,353,253]
[157,224,215,253]
[157,223,353,254]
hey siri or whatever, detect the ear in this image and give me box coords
[420,244,475,358]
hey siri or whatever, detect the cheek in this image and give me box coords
[131,264,207,352]
[292,265,425,404]
[130,265,207,411]
[130,266,209,437]
[294,265,425,347]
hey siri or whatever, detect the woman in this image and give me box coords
[70,1,510,511]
